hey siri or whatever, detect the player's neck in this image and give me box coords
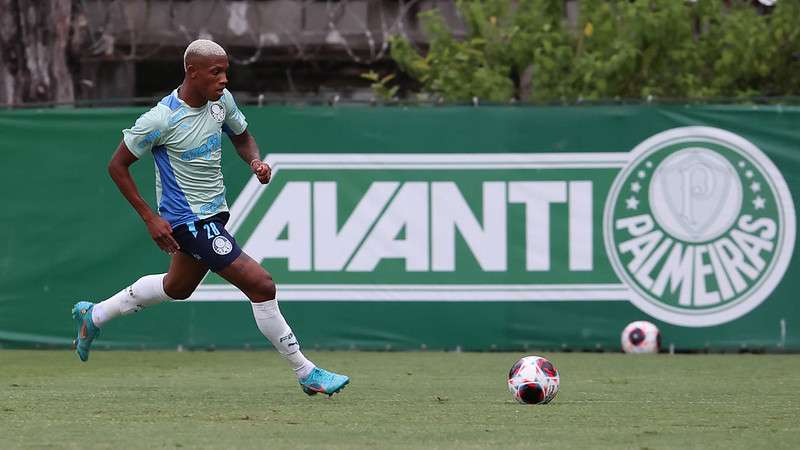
[177,83,207,108]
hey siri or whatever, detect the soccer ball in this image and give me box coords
[621,320,661,354]
[507,356,560,405]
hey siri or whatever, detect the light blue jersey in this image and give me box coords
[122,88,248,227]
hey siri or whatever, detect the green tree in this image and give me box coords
[389,0,800,103]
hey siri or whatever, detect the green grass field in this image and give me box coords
[1,351,798,449]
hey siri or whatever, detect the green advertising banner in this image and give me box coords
[0,105,797,351]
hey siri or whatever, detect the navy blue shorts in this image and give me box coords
[172,212,243,272]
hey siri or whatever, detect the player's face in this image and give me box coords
[197,55,229,101]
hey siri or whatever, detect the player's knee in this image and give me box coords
[260,276,276,300]
[163,283,193,300]
[249,275,275,302]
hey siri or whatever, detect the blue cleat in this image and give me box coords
[72,301,100,362]
[299,367,350,397]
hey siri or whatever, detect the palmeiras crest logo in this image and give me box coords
[209,102,225,123]
[604,127,795,327]
[212,236,233,255]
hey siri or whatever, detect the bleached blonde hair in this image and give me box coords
[183,39,227,72]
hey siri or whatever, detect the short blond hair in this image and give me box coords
[183,39,227,72]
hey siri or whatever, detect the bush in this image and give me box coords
[388,0,800,102]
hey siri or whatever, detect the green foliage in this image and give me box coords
[360,70,400,101]
[388,0,800,102]
[390,2,518,102]
[700,0,800,97]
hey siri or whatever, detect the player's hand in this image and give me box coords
[250,159,271,184]
[145,215,180,254]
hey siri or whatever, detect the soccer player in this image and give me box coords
[71,39,349,397]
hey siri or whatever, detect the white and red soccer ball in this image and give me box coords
[507,356,560,405]
[621,320,661,354]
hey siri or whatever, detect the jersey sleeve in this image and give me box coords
[221,89,248,136]
[122,106,168,158]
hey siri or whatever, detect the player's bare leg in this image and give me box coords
[162,252,210,300]
[72,252,207,362]
[217,252,350,396]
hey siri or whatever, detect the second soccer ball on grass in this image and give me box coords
[621,320,661,354]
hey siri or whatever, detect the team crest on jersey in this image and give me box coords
[212,236,233,255]
[604,127,795,327]
[209,103,225,123]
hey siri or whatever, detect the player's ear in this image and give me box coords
[186,64,197,79]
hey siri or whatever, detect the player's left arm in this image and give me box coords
[229,129,271,184]
[222,89,271,184]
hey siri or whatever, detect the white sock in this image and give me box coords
[250,300,315,379]
[91,274,172,328]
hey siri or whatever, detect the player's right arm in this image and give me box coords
[111,106,179,254]
[108,143,179,254]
